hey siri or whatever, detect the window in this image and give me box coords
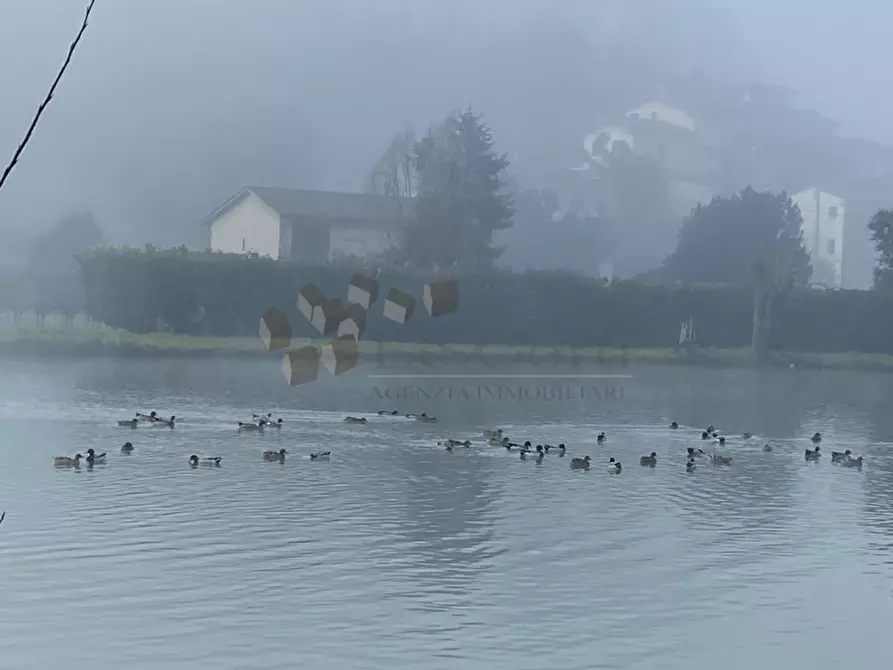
[241,238,246,251]
[827,239,836,255]
[828,206,838,219]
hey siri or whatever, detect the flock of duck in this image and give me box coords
[51,410,332,469]
[432,420,867,474]
[49,408,866,476]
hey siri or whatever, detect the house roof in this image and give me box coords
[202,186,414,226]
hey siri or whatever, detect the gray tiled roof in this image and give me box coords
[203,186,414,225]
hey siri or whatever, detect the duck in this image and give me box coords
[686,458,696,472]
[439,439,471,449]
[805,446,821,461]
[85,448,106,465]
[597,432,606,444]
[121,442,134,453]
[483,428,503,439]
[310,451,331,461]
[189,455,221,467]
[831,449,852,463]
[557,443,566,457]
[117,418,138,428]
[670,421,679,429]
[238,421,264,432]
[154,415,176,428]
[263,448,287,461]
[762,443,773,452]
[570,455,591,470]
[520,445,545,461]
[136,411,157,423]
[709,453,732,466]
[344,416,368,424]
[378,410,400,416]
[639,452,657,467]
[687,447,706,458]
[701,431,710,440]
[842,454,864,468]
[416,414,438,423]
[253,412,273,425]
[54,453,82,467]
[706,425,716,434]
[811,432,822,444]
[265,418,284,428]
[607,457,622,473]
[715,436,726,446]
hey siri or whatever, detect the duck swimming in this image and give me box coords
[597,432,606,444]
[805,446,821,461]
[762,443,773,452]
[570,455,591,470]
[117,418,138,428]
[263,448,287,461]
[238,421,264,432]
[439,439,471,449]
[607,457,622,473]
[639,452,657,467]
[189,455,221,467]
[557,443,566,457]
[520,445,544,462]
[310,451,331,461]
[154,415,176,428]
[709,453,732,466]
[670,422,679,429]
[686,458,696,472]
[811,432,822,444]
[687,447,706,458]
[831,449,852,463]
[842,454,864,468]
[85,448,106,465]
[121,442,134,453]
[701,431,710,440]
[54,454,82,467]
[715,436,726,446]
[344,416,368,424]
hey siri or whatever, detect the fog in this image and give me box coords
[0,0,890,285]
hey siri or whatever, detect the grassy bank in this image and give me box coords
[1,317,893,372]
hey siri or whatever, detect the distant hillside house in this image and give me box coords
[204,187,412,263]
[791,188,845,289]
[627,102,696,132]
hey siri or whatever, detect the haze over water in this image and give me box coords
[1,356,892,669]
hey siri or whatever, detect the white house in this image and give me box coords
[203,187,412,263]
[626,102,696,132]
[791,188,845,288]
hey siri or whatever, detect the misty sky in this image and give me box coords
[0,0,888,246]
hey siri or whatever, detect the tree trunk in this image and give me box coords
[751,285,772,362]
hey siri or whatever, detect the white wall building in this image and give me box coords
[204,187,411,264]
[792,188,845,288]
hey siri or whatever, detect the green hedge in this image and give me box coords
[77,247,893,354]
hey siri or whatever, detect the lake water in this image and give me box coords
[1,355,893,669]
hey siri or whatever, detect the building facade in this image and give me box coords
[791,188,845,288]
[204,187,412,263]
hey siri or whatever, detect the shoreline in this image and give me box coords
[1,329,893,372]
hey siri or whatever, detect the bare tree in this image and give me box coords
[0,0,97,193]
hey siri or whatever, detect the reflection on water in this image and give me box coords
[1,357,893,669]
